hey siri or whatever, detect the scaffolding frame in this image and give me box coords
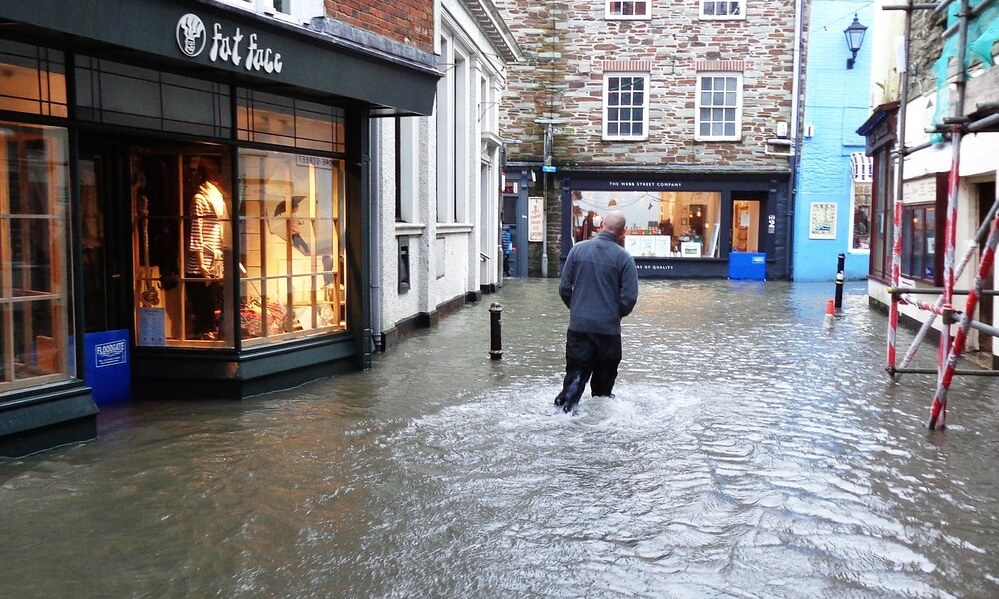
[884,0,999,430]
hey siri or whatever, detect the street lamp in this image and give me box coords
[844,14,867,70]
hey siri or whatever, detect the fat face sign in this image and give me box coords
[176,13,284,74]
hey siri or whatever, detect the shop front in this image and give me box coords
[0,0,437,455]
[560,172,791,280]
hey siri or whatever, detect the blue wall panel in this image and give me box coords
[794,0,873,281]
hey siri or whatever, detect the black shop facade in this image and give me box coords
[0,0,438,456]
[559,170,792,280]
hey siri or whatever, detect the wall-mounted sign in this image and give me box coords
[809,202,837,240]
[608,180,682,189]
[95,339,128,368]
[176,13,284,74]
[903,177,936,204]
[528,196,544,242]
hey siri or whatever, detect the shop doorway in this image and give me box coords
[502,193,522,277]
[78,140,135,404]
[79,142,130,335]
[731,198,761,253]
[978,181,995,355]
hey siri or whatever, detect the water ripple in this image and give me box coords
[1,280,997,598]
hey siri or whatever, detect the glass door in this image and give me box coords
[731,199,760,253]
[79,141,131,335]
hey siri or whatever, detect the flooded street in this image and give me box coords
[2,279,998,598]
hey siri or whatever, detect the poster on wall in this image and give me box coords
[138,308,166,346]
[809,202,837,239]
[528,196,544,242]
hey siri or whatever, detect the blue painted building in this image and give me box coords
[794,1,874,281]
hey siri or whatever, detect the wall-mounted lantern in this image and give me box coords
[844,14,868,70]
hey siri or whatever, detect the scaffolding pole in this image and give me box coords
[885,0,916,380]
[929,210,999,428]
[885,0,999,428]
[895,197,999,377]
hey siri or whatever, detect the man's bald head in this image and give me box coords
[602,210,627,236]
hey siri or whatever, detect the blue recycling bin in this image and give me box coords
[728,252,767,281]
[84,329,131,406]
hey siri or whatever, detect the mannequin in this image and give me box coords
[268,196,313,329]
[186,159,226,340]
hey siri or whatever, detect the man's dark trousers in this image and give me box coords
[554,330,622,412]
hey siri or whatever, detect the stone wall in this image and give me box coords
[907,9,945,104]
[497,0,800,170]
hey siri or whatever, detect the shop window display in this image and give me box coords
[852,179,872,250]
[130,147,346,347]
[132,150,234,347]
[901,205,935,282]
[571,190,722,257]
[0,122,73,390]
[238,149,346,345]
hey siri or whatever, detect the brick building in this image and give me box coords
[497,0,803,279]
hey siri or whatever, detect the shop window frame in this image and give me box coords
[0,40,67,118]
[900,204,936,284]
[75,56,231,138]
[0,122,73,392]
[235,148,347,347]
[237,89,345,154]
[850,152,872,253]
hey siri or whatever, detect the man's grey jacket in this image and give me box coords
[559,230,639,336]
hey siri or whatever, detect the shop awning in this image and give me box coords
[0,0,440,116]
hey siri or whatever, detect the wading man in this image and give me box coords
[554,210,638,413]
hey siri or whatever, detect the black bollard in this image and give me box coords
[489,302,503,360]
[834,252,845,311]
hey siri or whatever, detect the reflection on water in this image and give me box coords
[2,280,998,598]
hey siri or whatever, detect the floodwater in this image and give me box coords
[2,279,998,599]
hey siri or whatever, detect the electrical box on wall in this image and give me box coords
[764,138,794,157]
[776,121,788,137]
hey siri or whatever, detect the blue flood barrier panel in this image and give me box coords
[84,329,131,406]
[728,252,767,281]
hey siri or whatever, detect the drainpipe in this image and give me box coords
[787,0,805,280]
[369,118,383,353]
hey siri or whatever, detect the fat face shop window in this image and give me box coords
[571,190,722,257]
[238,150,346,345]
[0,43,72,390]
[1,123,73,390]
[131,91,347,348]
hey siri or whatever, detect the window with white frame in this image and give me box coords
[699,0,745,19]
[603,73,649,140]
[850,152,873,251]
[695,73,742,141]
[605,1,651,20]
[217,0,324,25]
[397,117,419,224]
